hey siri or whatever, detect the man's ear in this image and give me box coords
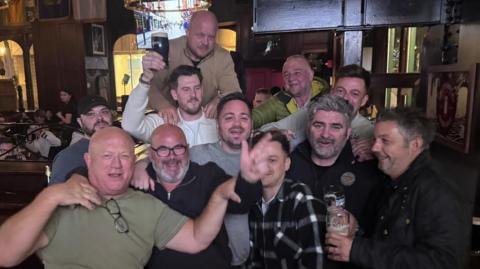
[360,94,369,108]
[84,152,91,168]
[77,117,83,128]
[347,127,352,139]
[284,157,291,172]
[410,136,423,153]
[170,88,178,101]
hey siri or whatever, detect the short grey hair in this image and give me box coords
[307,94,354,126]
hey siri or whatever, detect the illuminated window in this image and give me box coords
[113,34,145,109]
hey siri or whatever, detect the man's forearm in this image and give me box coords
[0,187,58,266]
[192,187,229,249]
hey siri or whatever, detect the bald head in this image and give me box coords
[86,127,136,198]
[89,127,135,154]
[190,10,217,27]
[151,124,187,147]
[149,124,190,184]
[186,10,218,61]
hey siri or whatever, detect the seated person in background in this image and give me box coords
[247,130,324,269]
[0,127,239,268]
[252,88,272,108]
[147,10,241,122]
[326,108,464,269]
[252,55,329,129]
[122,56,218,146]
[24,110,62,159]
[134,124,261,269]
[50,95,113,184]
[0,137,25,160]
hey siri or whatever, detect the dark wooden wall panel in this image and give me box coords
[32,20,86,112]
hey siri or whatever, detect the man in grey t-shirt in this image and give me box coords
[189,93,255,266]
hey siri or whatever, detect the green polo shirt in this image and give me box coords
[37,188,187,269]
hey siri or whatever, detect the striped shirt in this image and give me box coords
[247,178,325,269]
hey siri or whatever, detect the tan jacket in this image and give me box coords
[148,36,241,110]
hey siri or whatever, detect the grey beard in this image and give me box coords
[152,160,190,184]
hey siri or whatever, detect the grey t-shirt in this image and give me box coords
[189,141,250,266]
[50,138,89,185]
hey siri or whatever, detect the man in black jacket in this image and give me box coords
[145,124,261,269]
[325,108,464,269]
[287,94,382,235]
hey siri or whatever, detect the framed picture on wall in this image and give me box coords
[91,24,105,55]
[426,64,479,153]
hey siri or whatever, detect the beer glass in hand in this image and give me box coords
[151,32,169,67]
[326,208,350,236]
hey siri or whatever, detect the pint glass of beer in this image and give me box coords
[151,32,169,66]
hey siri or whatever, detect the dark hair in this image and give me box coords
[168,65,203,89]
[252,130,290,155]
[376,107,435,149]
[255,88,271,95]
[217,92,252,116]
[60,89,73,95]
[336,64,371,94]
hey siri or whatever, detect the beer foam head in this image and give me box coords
[151,32,168,38]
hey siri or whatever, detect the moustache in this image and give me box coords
[315,138,335,145]
[93,120,109,128]
[228,127,245,133]
[187,97,200,103]
[162,159,183,166]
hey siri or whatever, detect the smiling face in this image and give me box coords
[307,110,351,166]
[186,11,217,61]
[85,128,136,198]
[331,77,368,116]
[372,120,421,179]
[282,57,314,98]
[170,75,203,117]
[217,100,252,152]
[149,125,190,184]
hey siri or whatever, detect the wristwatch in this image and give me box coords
[139,73,151,85]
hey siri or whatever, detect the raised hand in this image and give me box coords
[142,51,166,75]
[239,133,272,183]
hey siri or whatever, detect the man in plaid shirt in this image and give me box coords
[246,130,325,269]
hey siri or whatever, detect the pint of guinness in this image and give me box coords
[151,32,169,66]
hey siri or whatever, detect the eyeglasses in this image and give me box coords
[100,199,129,233]
[151,144,187,157]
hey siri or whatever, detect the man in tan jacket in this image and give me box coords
[148,10,241,123]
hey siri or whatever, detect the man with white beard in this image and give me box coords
[143,124,260,269]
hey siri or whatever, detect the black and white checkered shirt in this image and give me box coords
[247,178,325,269]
